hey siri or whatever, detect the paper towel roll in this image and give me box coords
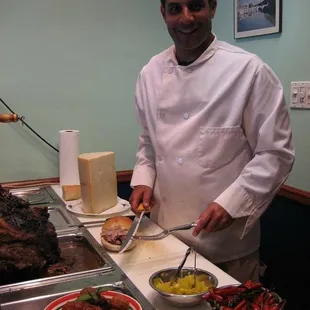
[59,130,80,186]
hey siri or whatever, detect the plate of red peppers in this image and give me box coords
[203,280,286,310]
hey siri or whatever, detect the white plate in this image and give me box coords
[66,197,131,217]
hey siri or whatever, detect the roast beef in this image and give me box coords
[0,185,63,285]
[101,226,128,245]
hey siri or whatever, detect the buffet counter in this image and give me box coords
[51,185,239,310]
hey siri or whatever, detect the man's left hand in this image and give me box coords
[192,202,234,237]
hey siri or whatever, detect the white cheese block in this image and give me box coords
[77,152,117,214]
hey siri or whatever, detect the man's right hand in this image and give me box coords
[129,185,153,214]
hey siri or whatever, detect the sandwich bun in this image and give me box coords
[102,216,133,230]
[100,216,136,252]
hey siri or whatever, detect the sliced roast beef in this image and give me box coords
[102,226,128,245]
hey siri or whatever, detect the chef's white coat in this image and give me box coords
[131,36,295,263]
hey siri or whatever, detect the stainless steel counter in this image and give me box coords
[0,186,155,310]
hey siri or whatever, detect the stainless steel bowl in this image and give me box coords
[149,267,218,308]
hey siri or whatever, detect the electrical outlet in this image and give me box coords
[290,81,310,109]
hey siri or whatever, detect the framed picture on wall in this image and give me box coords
[234,0,282,39]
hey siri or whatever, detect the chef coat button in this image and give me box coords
[167,67,173,74]
[177,157,183,164]
[160,111,165,118]
[183,112,189,119]
[158,156,164,162]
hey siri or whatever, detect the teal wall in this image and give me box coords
[212,0,310,191]
[1,1,309,192]
[0,0,171,182]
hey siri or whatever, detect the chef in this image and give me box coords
[129,0,295,282]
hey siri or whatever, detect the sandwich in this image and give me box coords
[100,216,136,252]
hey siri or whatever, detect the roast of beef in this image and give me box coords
[0,185,66,285]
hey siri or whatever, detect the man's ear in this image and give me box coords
[211,0,217,18]
[160,5,166,20]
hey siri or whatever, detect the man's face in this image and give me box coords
[161,0,217,51]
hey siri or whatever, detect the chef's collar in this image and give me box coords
[167,33,218,68]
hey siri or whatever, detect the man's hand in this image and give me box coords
[192,202,234,237]
[129,185,153,214]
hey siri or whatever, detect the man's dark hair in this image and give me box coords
[160,0,214,6]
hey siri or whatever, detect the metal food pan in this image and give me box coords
[0,273,156,310]
[9,186,58,205]
[0,228,115,295]
[47,203,81,229]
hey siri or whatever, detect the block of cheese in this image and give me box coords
[77,152,117,214]
[62,185,81,201]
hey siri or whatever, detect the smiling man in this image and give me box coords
[162,0,216,65]
[129,0,295,282]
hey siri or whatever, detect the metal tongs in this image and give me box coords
[170,247,198,287]
[132,222,197,241]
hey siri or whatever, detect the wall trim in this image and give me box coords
[2,170,310,206]
[1,170,133,189]
[278,184,310,206]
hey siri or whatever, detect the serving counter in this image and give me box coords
[51,185,239,310]
[0,185,239,310]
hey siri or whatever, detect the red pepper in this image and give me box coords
[268,298,276,306]
[212,293,224,303]
[241,280,263,291]
[238,286,248,294]
[264,292,276,306]
[243,280,254,289]
[208,287,215,294]
[234,299,247,310]
[202,293,213,302]
[213,285,240,296]
[268,303,285,310]
[202,292,223,303]
[253,291,265,306]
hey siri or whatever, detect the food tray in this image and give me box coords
[47,203,81,229]
[0,274,155,310]
[9,186,59,205]
[0,228,115,294]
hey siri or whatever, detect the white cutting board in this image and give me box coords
[87,217,189,266]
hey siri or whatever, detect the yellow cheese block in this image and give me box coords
[78,152,117,214]
[62,185,81,201]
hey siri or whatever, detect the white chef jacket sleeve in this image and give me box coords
[214,63,295,238]
[130,71,156,189]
